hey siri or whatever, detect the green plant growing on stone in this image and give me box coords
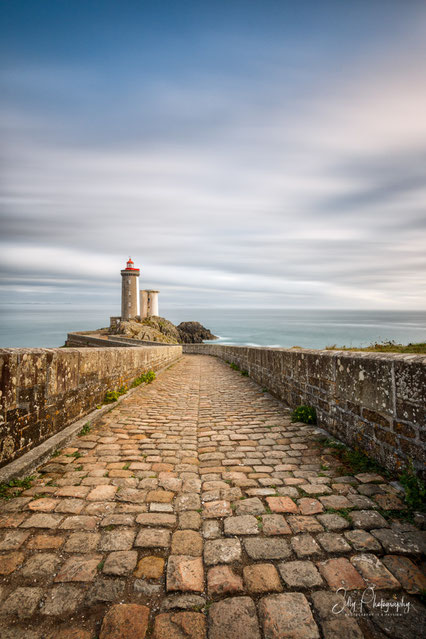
[399,461,426,512]
[291,405,317,424]
[131,370,156,387]
[51,450,61,457]
[32,493,48,500]
[79,422,91,436]
[241,369,249,376]
[122,463,130,470]
[104,390,119,403]
[67,451,82,458]
[75,466,83,472]
[229,362,240,371]
[376,508,415,524]
[343,448,388,475]
[0,475,34,500]
[317,436,389,478]
[325,507,352,521]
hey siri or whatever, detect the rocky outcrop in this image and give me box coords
[108,316,216,345]
[177,321,217,344]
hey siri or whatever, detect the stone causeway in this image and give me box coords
[0,354,425,638]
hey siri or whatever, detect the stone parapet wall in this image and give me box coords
[65,333,128,348]
[65,333,173,348]
[107,336,175,347]
[183,344,425,476]
[0,344,182,468]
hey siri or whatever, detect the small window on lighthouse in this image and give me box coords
[128,302,131,307]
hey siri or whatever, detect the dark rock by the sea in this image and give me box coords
[177,321,218,344]
[108,316,217,345]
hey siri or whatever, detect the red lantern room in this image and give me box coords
[124,257,139,271]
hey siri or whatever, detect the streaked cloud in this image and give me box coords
[1,0,425,311]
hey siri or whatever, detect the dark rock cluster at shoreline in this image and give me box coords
[176,321,217,344]
[108,315,217,345]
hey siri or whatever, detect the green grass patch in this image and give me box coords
[78,422,91,436]
[0,476,34,500]
[325,507,352,521]
[131,370,156,388]
[317,437,389,477]
[66,451,82,459]
[325,340,426,354]
[318,437,425,517]
[291,405,317,424]
[376,508,416,524]
[104,390,119,403]
[399,462,426,511]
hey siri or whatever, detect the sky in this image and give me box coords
[1,0,426,313]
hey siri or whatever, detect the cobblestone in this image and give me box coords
[243,563,282,593]
[153,612,206,639]
[209,597,261,639]
[99,603,149,639]
[259,593,320,639]
[0,354,423,638]
[278,560,323,587]
[207,565,244,595]
[166,555,204,592]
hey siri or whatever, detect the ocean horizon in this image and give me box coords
[0,303,425,350]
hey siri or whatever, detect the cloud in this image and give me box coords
[1,2,426,311]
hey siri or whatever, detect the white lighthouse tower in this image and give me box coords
[121,258,140,319]
[140,290,160,318]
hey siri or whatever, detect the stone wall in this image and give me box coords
[65,332,174,348]
[65,333,130,348]
[183,344,425,476]
[0,344,182,468]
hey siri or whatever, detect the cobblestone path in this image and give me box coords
[1,355,425,639]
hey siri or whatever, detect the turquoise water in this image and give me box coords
[0,304,425,349]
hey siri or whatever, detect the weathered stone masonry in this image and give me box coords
[183,344,425,477]
[0,344,182,468]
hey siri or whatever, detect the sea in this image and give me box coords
[0,304,425,350]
